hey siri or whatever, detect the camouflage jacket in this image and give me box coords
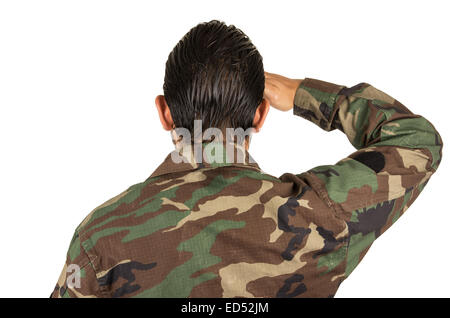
[51,78,443,298]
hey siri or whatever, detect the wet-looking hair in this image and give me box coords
[163,20,265,134]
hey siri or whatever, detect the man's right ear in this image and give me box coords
[155,95,174,131]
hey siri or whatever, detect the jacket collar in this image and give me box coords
[150,140,261,178]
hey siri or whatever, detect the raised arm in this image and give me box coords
[264,72,443,276]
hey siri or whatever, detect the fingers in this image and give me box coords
[263,81,277,102]
[264,71,277,80]
[264,71,301,111]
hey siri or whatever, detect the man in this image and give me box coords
[51,20,443,298]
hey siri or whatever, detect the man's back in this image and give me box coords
[51,77,443,298]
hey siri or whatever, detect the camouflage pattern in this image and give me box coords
[51,78,443,298]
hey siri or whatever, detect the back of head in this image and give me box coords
[163,20,265,135]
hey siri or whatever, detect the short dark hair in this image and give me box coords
[163,20,264,134]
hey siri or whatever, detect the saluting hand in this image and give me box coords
[263,72,303,112]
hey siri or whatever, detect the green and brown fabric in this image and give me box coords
[51,78,443,298]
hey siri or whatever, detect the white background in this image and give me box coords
[0,0,449,297]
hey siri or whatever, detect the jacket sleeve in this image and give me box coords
[293,78,443,276]
[50,230,101,298]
